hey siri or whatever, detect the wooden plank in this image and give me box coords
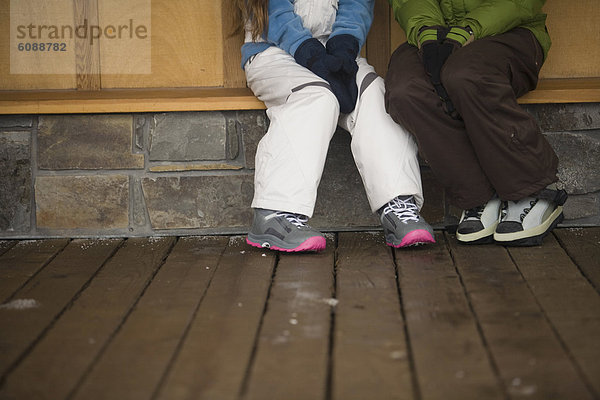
[554,228,600,291]
[0,0,76,90]
[221,0,246,88]
[517,78,600,103]
[366,0,391,77]
[0,237,172,400]
[0,87,265,114]
[507,235,600,398]
[155,236,276,400]
[395,232,503,400]
[446,233,595,399]
[243,235,336,400]
[0,239,121,379]
[389,12,407,55]
[332,232,413,400]
[74,0,101,90]
[96,0,152,85]
[1,78,597,115]
[72,236,228,400]
[541,0,600,79]
[0,240,16,257]
[0,239,70,303]
[101,0,222,89]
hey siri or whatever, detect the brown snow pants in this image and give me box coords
[385,28,558,210]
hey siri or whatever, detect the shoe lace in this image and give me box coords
[464,205,485,220]
[520,199,538,221]
[382,196,419,223]
[275,212,309,228]
[500,202,508,220]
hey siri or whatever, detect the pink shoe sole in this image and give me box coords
[246,236,326,252]
[387,230,436,248]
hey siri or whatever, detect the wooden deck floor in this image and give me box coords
[0,228,598,400]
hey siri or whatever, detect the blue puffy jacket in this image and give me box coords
[241,0,374,68]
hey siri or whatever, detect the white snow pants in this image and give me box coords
[245,46,423,217]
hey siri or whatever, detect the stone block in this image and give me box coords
[150,112,227,161]
[134,115,150,152]
[545,130,600,194]
[0,132,31,233]
[148,162,243,172]
[38,114,144,170]
[131,178,148,228]
[0,115,33,128]
[312,129,379,228]
[239,110,268,169]
[563,193,599,221]
[141,175,254,230]
[227,117,240,160]
[36,175,129,229]
[524,103,600,132]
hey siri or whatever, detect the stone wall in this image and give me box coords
[0,104,599,238]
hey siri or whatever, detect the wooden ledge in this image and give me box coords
[0,87,266,114]
[517,78,600,104]
[0,78,599,115]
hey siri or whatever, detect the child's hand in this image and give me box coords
[294,38,336,77]
[326,35,359,76]
[294,38,357,114]
[417,26,462,120]
[326,35,359,113]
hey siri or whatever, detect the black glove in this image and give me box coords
[294,38,355,114]
[418,26,461,119]
[326,34,360,113]
[295,38,340,78]
[434,26,472,83]
[418,26,453,85]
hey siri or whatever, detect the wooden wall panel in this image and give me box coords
[74,0,101,90]
[366,0,391,77]
[0,0,597,92]
[1,0,225,90]
[222,0,245,88]
[389,14,406,55]
[540,0,600,79]
[100,0,223,88]
[0,0,76,90]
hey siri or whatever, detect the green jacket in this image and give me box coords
[389,0,551,59]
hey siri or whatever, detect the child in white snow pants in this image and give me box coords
[237,0,435,252]
[247,48,422,218]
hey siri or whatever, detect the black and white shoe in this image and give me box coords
[456,197,501,244]
[494,188,567,246]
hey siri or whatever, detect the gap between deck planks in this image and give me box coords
[0,230,598,400]
[445,233,598,399]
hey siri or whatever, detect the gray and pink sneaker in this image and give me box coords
[379,196,435,248]
[246,208,326,252]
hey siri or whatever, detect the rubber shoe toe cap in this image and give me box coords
[495,221,524,234]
